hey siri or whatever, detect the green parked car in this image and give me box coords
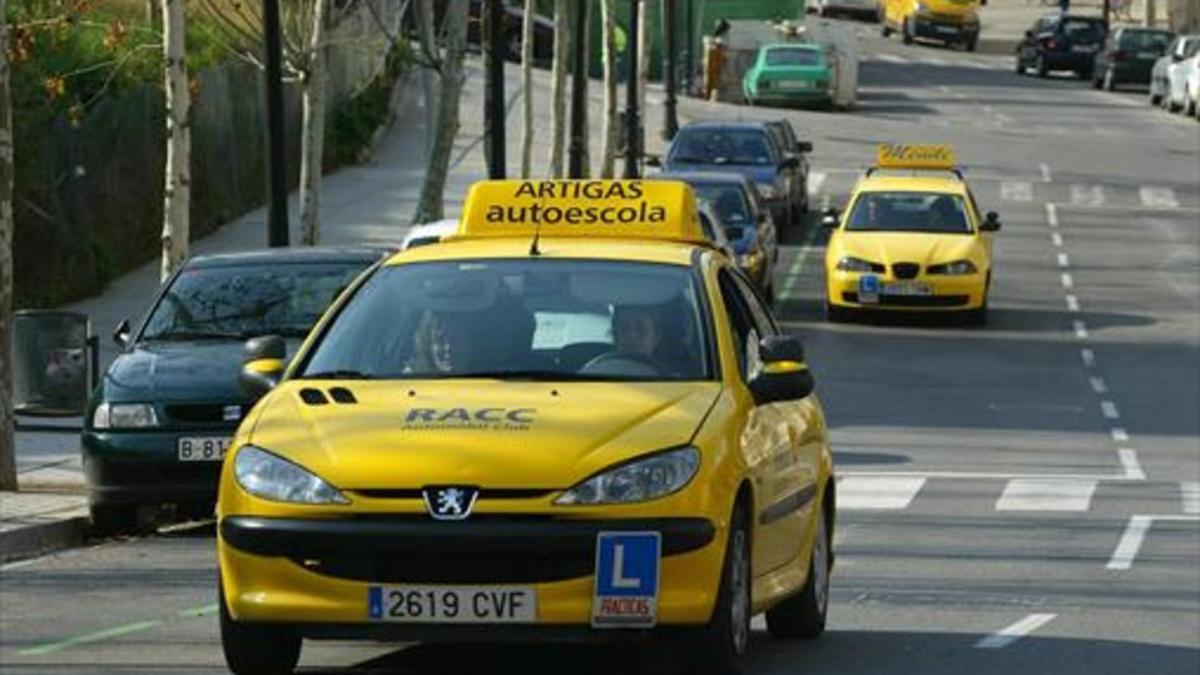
[743,43,833,109]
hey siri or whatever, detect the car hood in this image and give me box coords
[665,163,779,187]
[833,231,981,268]
[102,339,300,403]
[246,380,722,489]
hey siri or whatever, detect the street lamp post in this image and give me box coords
[263,0,288,247]
[568,1,591,178]
[662,0,678,140]
[485,0,506,179]
[623,0,640,178]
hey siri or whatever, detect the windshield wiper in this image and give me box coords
[141,329,245,341]
[300,369,377,380]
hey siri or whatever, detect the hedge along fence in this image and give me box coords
[12,0,406,310]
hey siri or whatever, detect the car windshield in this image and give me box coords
[1062,19,1105,43]
[1119,30,1172,52]
[765,48,822,67]
[670,129,775,166]
[300,260,713,381]
[140,262,370,341]
[692,184,754,225]
[846,192,972,234]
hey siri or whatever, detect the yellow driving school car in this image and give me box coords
[823,144,1001,325]
[216,179,837,674]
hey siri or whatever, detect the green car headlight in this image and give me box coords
[92,402,159,429]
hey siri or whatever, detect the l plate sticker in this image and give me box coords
[592,532,660,628]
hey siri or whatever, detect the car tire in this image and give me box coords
[825,302,851,323]
[220,583,301,675]
[766,500,831,640]
[1102,68,1116,91]
[881,22,892,37]
[688,500,752,672]
[1149,90,1161,106]
[902,19,914,45]
[1015,57,1025,75]
[89,503,140,536]
[965,37,978,52]
[1036,55,1048,78]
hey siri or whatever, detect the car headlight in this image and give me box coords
[738,250,764,269]
[835,256,880,273]
[555,447,700,505]
[928,260,977,275]
[234,445,350,505]
[757,184,778,200]
[92,402,159,429]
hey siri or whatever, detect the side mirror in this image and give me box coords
[821,207,840,228]
[1024,30,1034,40]
[796,141,814,154]
[780,154,801,169]
[644,154,662,168]
[112,318,131,348]
[748,335,815,405]
[981,211,1002,232]
[239,335,286,399]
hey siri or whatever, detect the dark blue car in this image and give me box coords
[660,122,806,227]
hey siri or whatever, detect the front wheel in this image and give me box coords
[89,503,140,536]
[687,501,752,671]
[902,19,914,45]
[1036,55,1049,78]
[220,583,301,675]
[766,503,831,639]
[1102,68,1116,91]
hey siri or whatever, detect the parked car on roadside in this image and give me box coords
[1168,49,1200,116]
[764,119,815,214]
[1150,34,1200,106]
[1092,26,1173,91]
[660,121,806,227]
[1016,14,1107,79]
[82,247,392,533]
[696,200,739,262]
[743,43,835,110]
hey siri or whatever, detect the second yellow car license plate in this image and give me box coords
[367,586,536,623]
[882,282,931,296]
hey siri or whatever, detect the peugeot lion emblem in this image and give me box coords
[422,486,479,521]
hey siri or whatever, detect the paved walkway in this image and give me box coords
[4,56,674,561]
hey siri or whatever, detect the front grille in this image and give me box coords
[892,263,921,279]
[843,292,970,307]
[352,488,556,500]
[294,547,594,584]
[163,402,245,426]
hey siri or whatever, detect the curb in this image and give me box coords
[0,516,89,564]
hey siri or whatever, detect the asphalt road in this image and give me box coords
[2,19,1198,675]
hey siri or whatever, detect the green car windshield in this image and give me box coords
[764,48,823,67]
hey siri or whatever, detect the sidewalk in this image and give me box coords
[3,57,673,562]
[976,0,1155,54]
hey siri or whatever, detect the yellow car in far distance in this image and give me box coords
[823,144,1001,325]
[880,0,983,52]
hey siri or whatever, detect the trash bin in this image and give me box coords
[11,310,93,417]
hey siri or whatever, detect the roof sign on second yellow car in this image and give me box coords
[458,179,704,244]
[876,144,957,170]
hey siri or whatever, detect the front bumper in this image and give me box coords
[826,270,985,311]
[912,18,978,43]
[1044,50,1098,72]
[82,430,227,504]
[218,515,726,634]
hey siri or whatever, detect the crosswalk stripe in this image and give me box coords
[837,476,926,511]
[876,53,909,64]
[1070,184,1105,206]
[1000,180,1033,202]
[1182,482,1200,515]
[995,479,1097,512]
[1139,186,1179,208]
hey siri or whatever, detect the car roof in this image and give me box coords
[854,174,969,195]
[655,171,756,189]
[384,238,699,268]
[185,245,395,268]
[679,121,771,132]
[763,42,820,50]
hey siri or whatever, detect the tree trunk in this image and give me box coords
[520,0,535,178]
[299,0,330,246]
[413,0,470,224]
[0,0,17,491]
[637,0,648,124]
[599,0,618,178]
[416,0,440,161]
[159,0,191,282]
[547,0,569,178]
[579,0,591,177]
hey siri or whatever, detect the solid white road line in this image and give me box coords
[1119,448,1145,481]
[1182,482,1200,515]
[1101,401,1120,419]
[1061,273,1073,289]
[1080,348,1096,368]
[1111,427,1129,442]
[1051,232,1063,247]
[1040,163,1052,183]
[1108,515,1153,570]
[1070,184,1105,207]
[995,479,1097,512]
[1057,253,1070,268]
[1001,180,1033,202]
[976,613,1058,649]
[837,476,926,511]
[1089,377,1108,394]
[1073,321,1089,339]
[1066,295,1080,312]
[1139,186,1179,209]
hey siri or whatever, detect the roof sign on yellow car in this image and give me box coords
[458,179,705,244]
[875,144,957,170]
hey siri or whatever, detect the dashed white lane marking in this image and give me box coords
[1051,232,1063,247]
[1119,448,1145,480]
[1108,515,1153,570]
[1070,184,1105,207]
[1057,253,1070,268]
[1139,186,1179,209]
[976,613,1057,649]
[837,476,926,510]
[1111,427,1129,442]
[1045,202,1058,227]
[877,53,909,64]
[1061,273,1073,289]
[808,172,827,198]
[996,479,1097,512]
[1088,377,1108,393]
[1001,180,1033,202]
[1073,321,1089,339]
[1081,348,1096,368]
[1182,482,1200,514]
[924,57,950,66]
[1040,163,1052,183]
[1066,295,1080,312]
[1101,401,1120,419]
